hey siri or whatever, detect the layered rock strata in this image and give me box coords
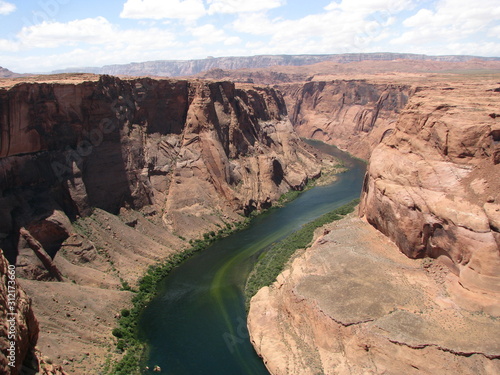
[52,53,500,77]
[248,77,500,375]
[280,80,411,159]
[0,75,320,257]
[248,215,500,375]
[360,79,500,308]
[0,250,38,375]
[0,75,323,373]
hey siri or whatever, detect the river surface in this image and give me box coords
[139,140,366,374]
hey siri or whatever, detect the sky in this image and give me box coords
[0,0,499,73]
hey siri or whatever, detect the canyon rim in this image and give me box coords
[0,55,499,375]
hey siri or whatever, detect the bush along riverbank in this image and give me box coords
[108,164,347,374]
[108,220,250,375]
[244,198,360,309]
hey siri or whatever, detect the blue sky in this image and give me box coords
[0,0,499,73]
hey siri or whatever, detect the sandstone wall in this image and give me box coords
[0,75,323,373]
[0,250,38,375]
[248,77,500,375]
[280,80,411,159]
[0,76,320,259]
[248,215,500,375]
[359,80,500,303]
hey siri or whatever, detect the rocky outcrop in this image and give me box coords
[248,76,500,375]
[360,79,500,309]
[248,215,500,375]
[52,53,500,77]
[0,249,39,375]
[280,80,411,159]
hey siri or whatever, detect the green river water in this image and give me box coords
[138,140,366,374]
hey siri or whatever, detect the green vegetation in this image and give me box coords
[109,219,250,374]
[276,164,349,208]
[109,169,351,373]
[244,199,360,308]
[120,279,133,292]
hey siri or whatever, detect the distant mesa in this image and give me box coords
[0,66,22,78]
[50,53,500,78]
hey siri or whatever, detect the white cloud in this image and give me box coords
[188,24,226,44]
[232,5,399,55]
[0,1,15,15]
[8,17,178,51]
[488,24,500,38]
[325,0,416,16]
[207,0,285,14]
[0,34,183,73]
[446,41,500,57]
[393,0,500,45]
[120,0,206,20]
[0,16,180,71]
[188,23,242,46]
[224,36,241,45]
[232,13,275,35]
[18,17,115,48]
[0,38,18,52]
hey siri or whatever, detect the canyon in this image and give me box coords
[0,57,499,375]
[248,72,500,374]
[0,74,324,374]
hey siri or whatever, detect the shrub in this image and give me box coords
[116,339,126,352]
[120,280,132,291]
[109,216,252,374]
[244,199,359,309]
[112,328,124,338]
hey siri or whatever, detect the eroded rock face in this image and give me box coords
[0,75,320,258]
[0,250,39,375]
[360,80,500,304]
[0,75,322,373]
[248,216,500,375]
[248,77,500,375]
[280,80,411,159]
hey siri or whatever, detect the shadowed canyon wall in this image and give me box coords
[280,80,412,159]
[0,75,322,372]
[0,250,38,375]
[0,76,320,260]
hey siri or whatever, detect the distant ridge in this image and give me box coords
[0,66,21,78]
[52,53,500,77]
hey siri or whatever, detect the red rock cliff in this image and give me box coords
[360,80,500,307]
[0,250,38,375]
[0,75,321,258]
[0,75,323,373]
[279,80,411,159]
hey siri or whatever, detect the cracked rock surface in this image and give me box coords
[248,215,500,375]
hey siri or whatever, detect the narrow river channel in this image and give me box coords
[139,140,366,374]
